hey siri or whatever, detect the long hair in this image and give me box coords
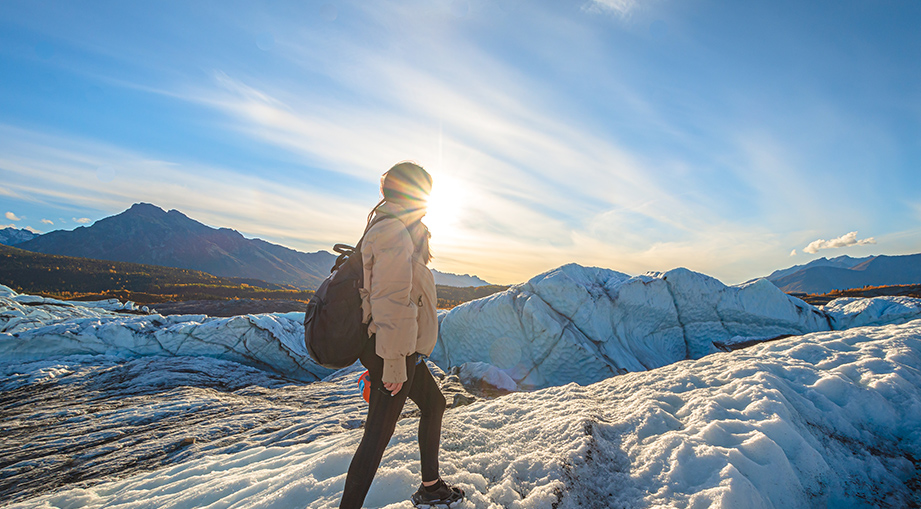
[366,161,433,264]
[410,221,432,265]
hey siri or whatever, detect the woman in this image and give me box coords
[339,162,465,508]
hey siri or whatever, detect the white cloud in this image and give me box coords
[803,231,876,254]
[5,212,21,221]
[24,226,41,234]
[73,217,92,224]
[790,249,797,256]
[1,223,14,229]
[41,219,54,225]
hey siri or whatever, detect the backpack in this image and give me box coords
[303,215,391,369]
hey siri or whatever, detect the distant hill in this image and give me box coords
[432,269,491,287]
[1,244,507,312]
[0,243,312,304]
[0,227,39,246]
[767,253,921,294]
[766,255,872,281]
[16,203,336,290]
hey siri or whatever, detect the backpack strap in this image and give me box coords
[330,212,394,273]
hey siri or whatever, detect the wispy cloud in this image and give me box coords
[803,231,876,254]
[41,219,54,225]
[584,0,640,18]
[6,1,909,285]
[0,124,375,253]
[45,5,811,284]
[5,212,21,221]
[790,249,797,256]
[72,217,92,224]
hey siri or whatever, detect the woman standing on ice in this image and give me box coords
[339,162,465,508]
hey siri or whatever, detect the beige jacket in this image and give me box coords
[360,202,438,384]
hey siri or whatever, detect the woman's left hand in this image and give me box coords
[383,381,403,396]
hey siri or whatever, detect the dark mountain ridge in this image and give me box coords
[0,227,39,246]
[768,253,921,294]
[766,255,872,281]
[16,203,336,290]
[432,269,491,287]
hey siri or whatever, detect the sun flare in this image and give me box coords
[423,173,467,240]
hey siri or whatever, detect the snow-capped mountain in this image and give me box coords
[15,203,336,289]
[432,269,491,287]
[766,253,921,294]
[0,227,39,246]
[2,276,921,507]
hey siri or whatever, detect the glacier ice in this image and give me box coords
[0,286,333,382]
[5,264,921,391]
[433,264,835,389]
[824,295,921,329]
[4,268,921,507]
[5,318,921,508]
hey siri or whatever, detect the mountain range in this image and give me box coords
[0,227,38,246]
[8,204,492,290]
[765,253,921,294]
[431,269,490,287]
[10,204,915,295]
[15,203,336,290]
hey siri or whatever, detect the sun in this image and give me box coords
[423,173,467,238]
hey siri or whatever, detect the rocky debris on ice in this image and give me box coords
[7,318,921,508]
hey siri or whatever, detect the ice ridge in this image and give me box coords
[433,264,880,390]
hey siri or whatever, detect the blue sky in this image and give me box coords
[1,0,919,285]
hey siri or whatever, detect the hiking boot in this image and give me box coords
[411,479,465,507]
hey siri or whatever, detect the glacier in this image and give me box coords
[0,284,333,383]
[3,266,921,507]
[5,261,921,391]
[432,264,838,389]
[3,317,921,507]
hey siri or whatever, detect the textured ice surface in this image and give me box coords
[824,295,921,329]
[6,319,921,508]
[0,356,365,503]
[6,266,921,392]
[434,265,835,389]
[0,287,333,382]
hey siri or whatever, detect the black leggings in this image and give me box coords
[339,337,447,509]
